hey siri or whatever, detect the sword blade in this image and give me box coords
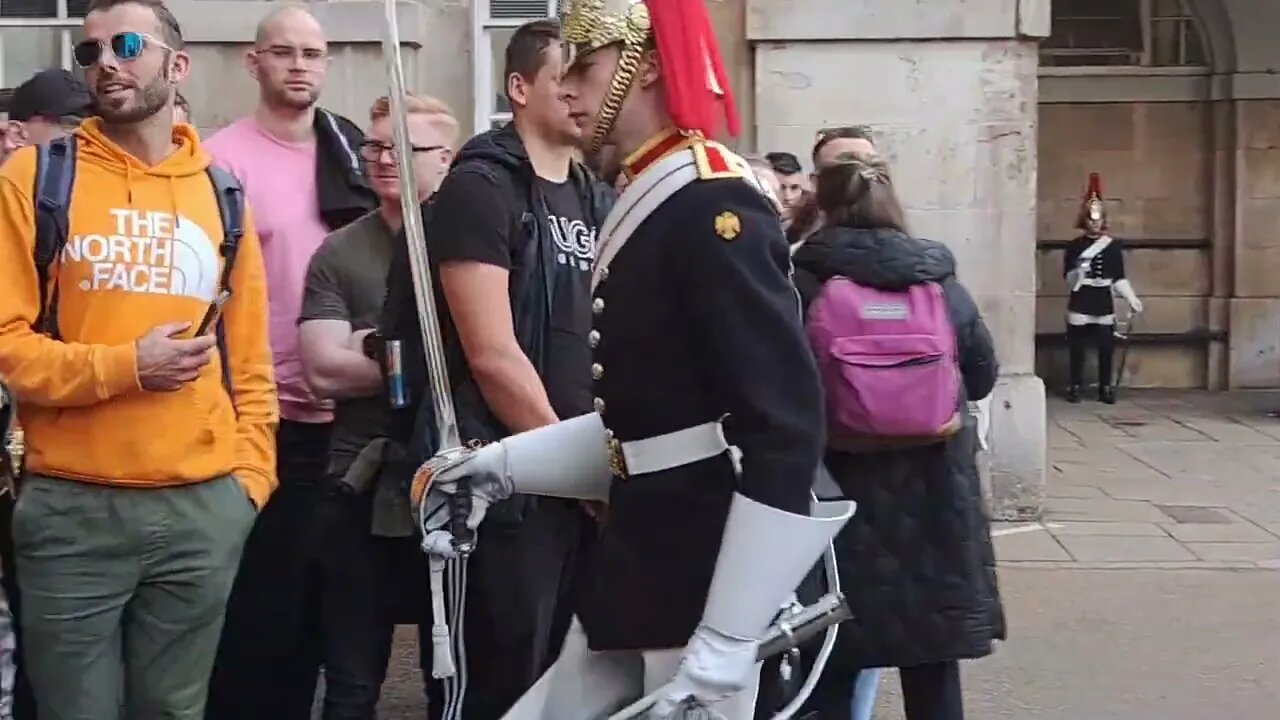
[380,0,461,452]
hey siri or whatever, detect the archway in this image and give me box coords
[1035,0,1223,392]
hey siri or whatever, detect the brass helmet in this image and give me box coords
[561,0,739,153]
[1077,172,1107,231]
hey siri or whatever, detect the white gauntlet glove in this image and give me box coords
[412,442,513,534]
[1114,279,1143,314]
[649,625,760,718]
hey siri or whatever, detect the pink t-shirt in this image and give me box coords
[205,117,333,424]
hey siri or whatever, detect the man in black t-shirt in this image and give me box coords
[380,18,612,720]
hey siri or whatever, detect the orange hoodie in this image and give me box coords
[0,119,278,508]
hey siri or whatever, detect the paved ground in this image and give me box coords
[370,390,1280,718]
[870,389,1280,719]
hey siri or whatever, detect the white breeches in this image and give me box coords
[503,617,762,720]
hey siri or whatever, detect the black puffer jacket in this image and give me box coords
[792,226,1006,673]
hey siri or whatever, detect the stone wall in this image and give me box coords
[1035,101,1219,390]
[169,0,471,137]
[1230,99,1280,387]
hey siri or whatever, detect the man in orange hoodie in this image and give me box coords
[0,1,277,718]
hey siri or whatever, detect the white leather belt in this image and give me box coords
[1077,278,1113,287]
[619,421,734,477]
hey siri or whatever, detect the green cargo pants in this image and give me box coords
[11,474,255,720]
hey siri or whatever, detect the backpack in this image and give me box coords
[32,135,246,406]
[806,276,962,452]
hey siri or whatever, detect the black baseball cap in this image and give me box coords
[9,69,93,122]
[765,151,803,176]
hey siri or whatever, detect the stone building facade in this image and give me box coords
[4,0,1279,517]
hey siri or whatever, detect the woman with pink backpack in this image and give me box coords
[791,151,1005,720]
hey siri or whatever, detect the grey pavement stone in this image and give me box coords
[1055,535,1197,562]
[1155,505,1234,524]
[1115,420,1214,443]
[869,568,1280,720]
[1048,426,1083,450]
[1045,497,1170,523]
[1057,561,1260,570]
[1050,521,1169,537]
[993,530,1071,561]
[1159,522,1277,542]
[1175,417,1276,444]
[1044,484,1108,499]
[1186,542,1280,562]
[1100,480,1247,509]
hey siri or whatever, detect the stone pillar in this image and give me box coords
[749,0,1050,519]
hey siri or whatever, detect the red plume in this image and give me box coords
[1087,172,1102,198]
[646,0,741,139]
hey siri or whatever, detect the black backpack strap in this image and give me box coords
[206,164,245,410]
[32,136,78,340]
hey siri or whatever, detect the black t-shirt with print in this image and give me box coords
[424,168,597,427]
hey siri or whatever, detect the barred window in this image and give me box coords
[1041,0,1207,68]
[0,0,81,95]
[476,0,561,133]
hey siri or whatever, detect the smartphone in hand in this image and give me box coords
[196,290,232,337]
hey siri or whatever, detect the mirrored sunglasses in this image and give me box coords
[73,31,165,68]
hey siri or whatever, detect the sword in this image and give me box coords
[379,0,474,546]
[380,0,472,680]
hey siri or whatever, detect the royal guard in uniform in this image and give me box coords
[410,0,854,718]
[1063,173,1144,404]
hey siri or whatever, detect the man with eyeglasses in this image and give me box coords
[295,93,458,720]
[0,68,93,165]
[202,5,376,720]
[0,0,278,718]
[785,125,878,247]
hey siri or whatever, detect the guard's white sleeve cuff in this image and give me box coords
[1114,279,1140,306]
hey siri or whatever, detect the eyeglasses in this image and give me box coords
[73,31,169,68]
[256,45,329,67]
[358,141,448,163]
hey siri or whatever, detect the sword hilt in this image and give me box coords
[449,489,475,554]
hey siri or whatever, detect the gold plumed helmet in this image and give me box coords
[1076,172,1107,231]
[561,0,739,154]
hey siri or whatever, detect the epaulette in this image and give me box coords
[691,139,749,181]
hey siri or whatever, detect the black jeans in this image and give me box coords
[315,490,431,720]
[425,497,588,720]
[900,661,964,720]
[1067,323,1115,389]
[801,660,963,720]
[206,420,332,720]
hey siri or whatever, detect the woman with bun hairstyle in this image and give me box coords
[791,151,1006,720]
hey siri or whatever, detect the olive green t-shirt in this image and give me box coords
[298,211,396,480]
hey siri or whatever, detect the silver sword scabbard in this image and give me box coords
[380,0,471,681]
[380,0,460,455]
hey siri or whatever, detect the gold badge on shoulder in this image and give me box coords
[715,211,741,241]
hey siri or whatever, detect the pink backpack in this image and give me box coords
[806,277,962,452]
